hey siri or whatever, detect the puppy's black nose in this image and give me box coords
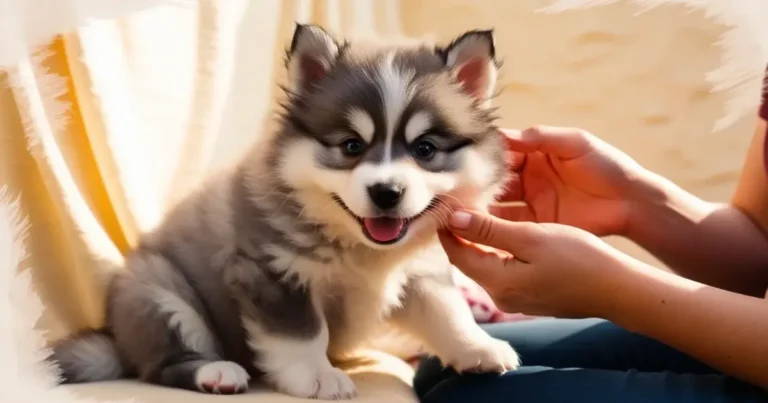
[367,183,405,210]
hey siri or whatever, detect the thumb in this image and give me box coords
[438,229,517,289]
[501,125,593,160]
[447,210,542,261]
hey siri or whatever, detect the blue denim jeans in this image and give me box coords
[414,318,767,403]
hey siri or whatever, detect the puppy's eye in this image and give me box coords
[342,138,365,157]
[412,140,437,161]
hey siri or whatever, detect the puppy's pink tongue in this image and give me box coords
[362,217,405,242]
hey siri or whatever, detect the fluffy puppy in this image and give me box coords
[48,24,519,400]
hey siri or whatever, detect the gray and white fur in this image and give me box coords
[48,24,520,399]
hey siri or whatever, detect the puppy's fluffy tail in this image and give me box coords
[48,328,127,384]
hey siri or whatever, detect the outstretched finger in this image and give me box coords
[489,203,535,222]
[500,126,593,160]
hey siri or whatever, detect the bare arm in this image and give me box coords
[605,253,768,389]
[611,118,768,386]
[626,118,768,297]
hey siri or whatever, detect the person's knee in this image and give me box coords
[419,366,557,403]
[413,319,613,399]
[413,356,457,399]
[419,367,768,403]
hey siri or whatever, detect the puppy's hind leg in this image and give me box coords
[111,254,250,394]
[160,358,250,394]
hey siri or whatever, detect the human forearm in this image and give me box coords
[604,258,768,389]
[625,171,768,297]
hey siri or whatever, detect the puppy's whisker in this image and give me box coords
[430,205,454,229]
[426,212,448,229]
[424,207,451,229]
[436,193,466,210]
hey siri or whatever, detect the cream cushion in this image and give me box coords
[61,351,418,403]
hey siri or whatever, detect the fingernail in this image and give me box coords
[450,211,472,229]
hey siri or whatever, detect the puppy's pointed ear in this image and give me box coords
[442,30,498,105]
[287,23,339,93]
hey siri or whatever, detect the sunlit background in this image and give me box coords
[2,1,768,402]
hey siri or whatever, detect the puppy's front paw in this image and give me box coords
[271,363,357,400]
[440,337,520,374]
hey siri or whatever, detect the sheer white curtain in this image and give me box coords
[0,1,405,402]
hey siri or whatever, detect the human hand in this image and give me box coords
[439,209,632,319]
[498,125,652,236]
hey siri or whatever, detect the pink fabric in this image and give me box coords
[455,275,539,324]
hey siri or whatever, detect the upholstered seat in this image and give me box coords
[61,351,418,403]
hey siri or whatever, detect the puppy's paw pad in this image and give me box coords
[274,365,357,400]
[444,337,520,374]
[196,361,250,394]
[314,367,357,400]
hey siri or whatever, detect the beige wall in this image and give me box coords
[401,1,758,264]
[214,0,756,265]
[402,1,758,264]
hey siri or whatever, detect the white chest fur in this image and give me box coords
[312,253,411,358]
[282,241,450,358]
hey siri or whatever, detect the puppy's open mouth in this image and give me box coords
[331,195,437,245]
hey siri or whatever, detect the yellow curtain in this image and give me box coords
[0,0,413,343]
[1,2,422,401]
